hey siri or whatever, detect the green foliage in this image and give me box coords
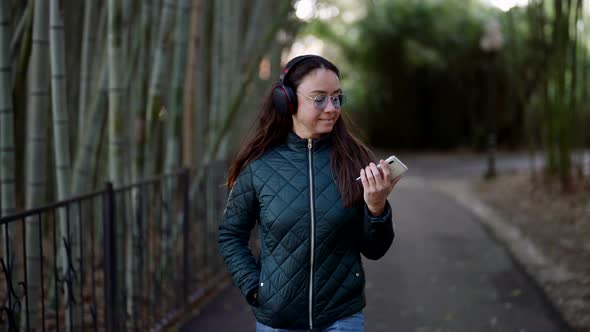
[307,0,525,149]
[306,0,590,189]
[310,0,486,148]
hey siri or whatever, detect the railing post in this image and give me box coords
[103,182,117,332]
[182,169,190,305]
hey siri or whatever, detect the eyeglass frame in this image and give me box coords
[296,92,344,110]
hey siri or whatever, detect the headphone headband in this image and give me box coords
[273,54,324,115]
[278,55,319,85]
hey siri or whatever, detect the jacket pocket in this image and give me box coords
[351,261,365,295]
[257,265,270,306]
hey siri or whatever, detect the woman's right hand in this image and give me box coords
[360,160,400,216]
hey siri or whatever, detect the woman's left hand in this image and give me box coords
[359,160,401,216]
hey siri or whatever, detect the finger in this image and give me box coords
[360,169,369,189]
[369,162,383,184]
[365,165,377,188]
[380,160,392,182]
[389,176,401,189]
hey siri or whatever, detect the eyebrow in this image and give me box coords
[309,88,342,95]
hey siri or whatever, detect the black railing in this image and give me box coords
[0,162,229,331]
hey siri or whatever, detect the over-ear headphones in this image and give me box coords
[272,55,319,115]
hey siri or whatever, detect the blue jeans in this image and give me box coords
[255,312,364,332]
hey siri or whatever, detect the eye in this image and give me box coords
[314,94,329,103]
[336,94,344,106]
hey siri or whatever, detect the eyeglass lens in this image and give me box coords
[314,94,343,109]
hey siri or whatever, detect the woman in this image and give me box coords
[218,55,399,331]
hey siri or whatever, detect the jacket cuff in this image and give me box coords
[245,284,259,307]
[241,277,260,307]
[365,201,392,221]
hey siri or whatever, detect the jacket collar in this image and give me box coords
[286,131,332,152]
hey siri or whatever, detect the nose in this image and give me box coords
[324,97,338,112]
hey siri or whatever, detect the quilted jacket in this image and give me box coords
[218,131,395,330]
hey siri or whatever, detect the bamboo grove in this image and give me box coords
[514,0,590,190]
[1,0,301,329]
[322,0,590,191]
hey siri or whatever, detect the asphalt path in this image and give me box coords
[181,152,571,332]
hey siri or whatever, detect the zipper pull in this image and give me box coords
[308,139,312,150]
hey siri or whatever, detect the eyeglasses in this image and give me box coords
[297,92,344,110]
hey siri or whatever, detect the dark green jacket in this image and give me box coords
[218,132,394,330]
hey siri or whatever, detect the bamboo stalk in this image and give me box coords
[108,0,128,323]
[128,2,152,324]
[49,0,73,235]
[0,0,15,217]
[183,0,202,167]
[0,0,18,286]
[13,1,33,210]
[9,2,31,55]
[191,0,292,197]
[78,0,96,139]
[142,0,176,178]
[192,0,212,167]
[207,0,222,159]
[71,60,108,196]
[24,0,50,328]
[242,0,270,66]
[161,0,191,304]
[132,0,152,182]
[49,0,82,329]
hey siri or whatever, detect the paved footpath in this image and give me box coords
[181,153,571,332]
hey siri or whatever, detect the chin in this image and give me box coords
[317,128,334,135]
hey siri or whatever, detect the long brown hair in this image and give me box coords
[227,55,375,207]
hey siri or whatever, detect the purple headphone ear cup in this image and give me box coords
[272,84,298,115]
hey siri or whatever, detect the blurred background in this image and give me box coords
[2,0,589,204]
[1,0,589,331]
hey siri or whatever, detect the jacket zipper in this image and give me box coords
[307,138,315,330]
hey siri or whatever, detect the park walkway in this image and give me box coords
[181,153,571,332]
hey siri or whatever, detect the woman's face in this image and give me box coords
[292,68,341,139]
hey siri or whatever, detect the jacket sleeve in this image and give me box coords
[361,200,395,260]
[218,163,260,306]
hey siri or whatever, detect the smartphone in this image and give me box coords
[355,155,408,181]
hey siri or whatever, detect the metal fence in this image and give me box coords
[0,162,229,331]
